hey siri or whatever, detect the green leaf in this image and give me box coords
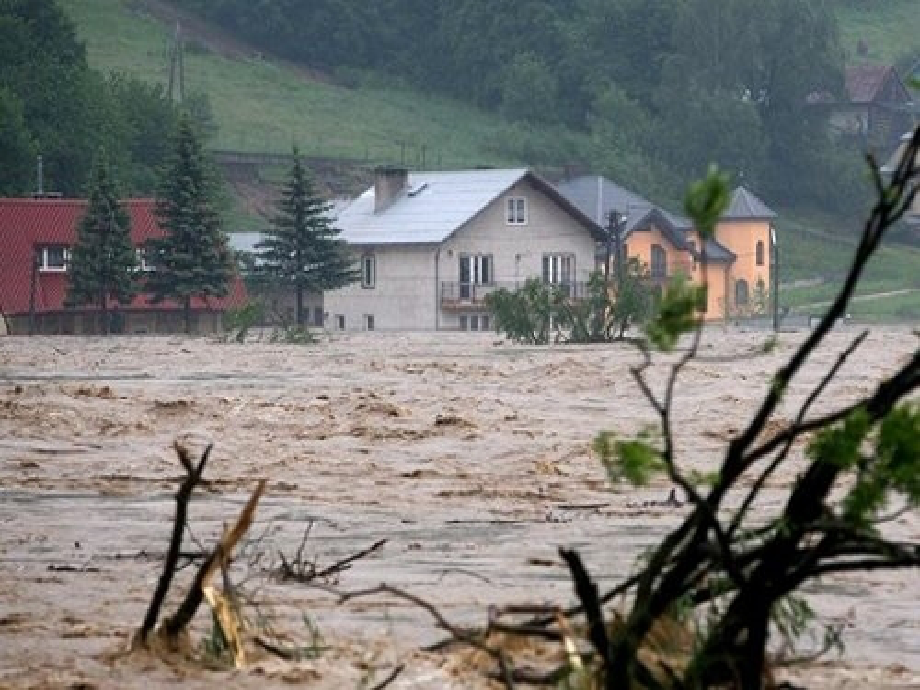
[645,277,706,351]
[593,431,665,486]
[806,408,870,469]
[683,165,731,238]
[876,404,920,503]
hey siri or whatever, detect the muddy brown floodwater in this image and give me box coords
[0,329,918,689]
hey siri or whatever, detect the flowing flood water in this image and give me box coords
[0,329,918,688]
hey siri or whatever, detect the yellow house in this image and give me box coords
[557,176,776,320]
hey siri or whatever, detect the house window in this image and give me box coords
[756,240,765,266]
[361,254,376,288]
[363,314,375,331]
[542,254,574,285]
[39,245,69,272]
[335,314,345,331]
[650,244,667,278]
[735,279,750,306]
[459,314,490,332]
[459,254,492,300]
[506,197,527,225]
[135,248,155,272]
[313,307,324,327]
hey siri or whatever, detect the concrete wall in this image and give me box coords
[323,177,599,331]
[323,244,438,331]
[4,309,226,335]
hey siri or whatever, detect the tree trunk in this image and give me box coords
[184,296,192,335]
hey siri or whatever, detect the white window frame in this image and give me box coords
[459,254,493,286]
[459,313,492,332]
[39,245,70,273]
[506,196,528,225]
[363,314,375,331]
[542,253,574,285]
[361,254,376,288]
[135,248,155,272]
[335,314,346,331]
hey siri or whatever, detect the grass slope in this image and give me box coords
[836,0,920,65]
[64,0,548,168]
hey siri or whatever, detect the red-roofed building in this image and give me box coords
[0,198,248,335]
[809,65,916,149]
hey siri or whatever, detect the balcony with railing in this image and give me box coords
[440,280,589,308]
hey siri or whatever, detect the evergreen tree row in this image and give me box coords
[67,123,357,334]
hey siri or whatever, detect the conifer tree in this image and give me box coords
[147,116,234,334]
[66,148,137,334]
[257,147,359,325]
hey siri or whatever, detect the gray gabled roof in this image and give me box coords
[629,207,735,263]
[629,207,694,250]
[336,168,605,245]
[724,186,776,220]
[700,238,736,263]
[556,175,693,235]
[567,176,739,263]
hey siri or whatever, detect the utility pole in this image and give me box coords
[167,21,184,104]
[28,247,38,335]
[771,226,779,332]
[606,209,625,294]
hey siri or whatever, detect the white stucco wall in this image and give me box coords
[324,178,598,332]
[437,179,598,330]
[323,244,438,332]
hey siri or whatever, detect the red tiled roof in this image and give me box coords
[845,65,894,104]
[0,198,248,315]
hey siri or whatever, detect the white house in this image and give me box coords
[323,167,606,331]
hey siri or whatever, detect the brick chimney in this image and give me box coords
[374,166,408,213]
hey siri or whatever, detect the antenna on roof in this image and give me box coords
[31,155,62,199]
[167,20,185,104]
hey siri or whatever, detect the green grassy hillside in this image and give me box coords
[836,0,920,65]
[63,0,560,167]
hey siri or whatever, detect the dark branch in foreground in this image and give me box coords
[139,443,211,639]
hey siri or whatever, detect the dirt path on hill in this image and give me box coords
[133,0,332,84]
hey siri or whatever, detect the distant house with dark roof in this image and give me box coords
[0,198,248,335]
[322,167,606,332]
[557,176,776,320]
[809,65,916,149]
[881,130,920,238]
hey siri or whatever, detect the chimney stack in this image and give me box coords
[374,166,408,213]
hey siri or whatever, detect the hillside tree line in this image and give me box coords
[0,0,184,196]
[178,0,868,213]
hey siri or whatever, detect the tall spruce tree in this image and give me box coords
[257,147,359,325]
[66,148,137,334]
[146,116,234,334]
